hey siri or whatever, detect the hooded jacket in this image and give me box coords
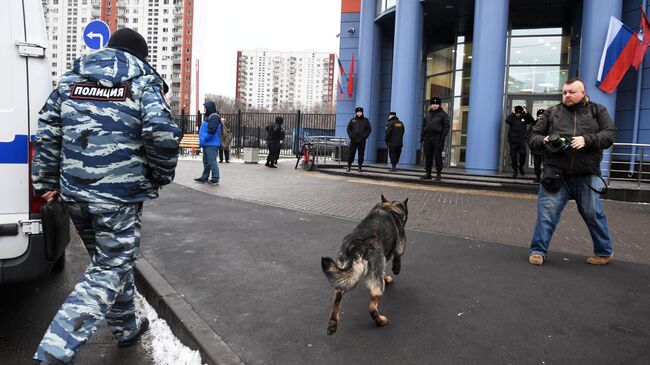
[347,113,372,143]
[385,116,405,148]
[199,101,222,147]
[529,98,616,175]
[32,48,181,204]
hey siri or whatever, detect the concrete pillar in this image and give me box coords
[355,0,379,162]
[390,0,422,166]
[465,0,509,174]
[580,0,622,176]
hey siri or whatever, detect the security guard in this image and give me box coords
[32,28,180,364]
[385,111,405,171]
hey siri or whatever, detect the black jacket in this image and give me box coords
[385,116,405,148]
[505,112,534,144]
[347,116,372,143]
[421,109,450,143]
[529,117,545,156]
[266,122,285,143]
[529,99,616,175]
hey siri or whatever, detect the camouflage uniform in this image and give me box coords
[32,48,180,364]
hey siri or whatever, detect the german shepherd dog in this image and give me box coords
[321,194,408,335]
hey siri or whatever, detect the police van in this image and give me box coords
[0,0,69,284]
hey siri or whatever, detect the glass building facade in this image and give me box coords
[336,0,650,175]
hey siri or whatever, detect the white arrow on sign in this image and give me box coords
[87,31,104,47]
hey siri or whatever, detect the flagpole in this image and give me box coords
[631,1,647,176]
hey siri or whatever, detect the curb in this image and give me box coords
[134,257,243,365]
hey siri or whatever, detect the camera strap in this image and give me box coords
[583,174,609,195]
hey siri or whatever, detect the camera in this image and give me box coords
[545,132,570,153]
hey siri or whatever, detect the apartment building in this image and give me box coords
[42,0,193,113]
[236,50,335,111]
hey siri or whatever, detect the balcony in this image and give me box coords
[91,0,100,8]
[173,54,182,63]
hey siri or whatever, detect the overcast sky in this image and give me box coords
[192,0,342,108]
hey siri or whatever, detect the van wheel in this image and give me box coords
[52,252,66,272]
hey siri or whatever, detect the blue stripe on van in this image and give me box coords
[0,135,29,164]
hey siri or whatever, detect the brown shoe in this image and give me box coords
[586,255,613,265]
[529,253,544,266]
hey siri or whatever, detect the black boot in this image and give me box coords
[420,173,432,180]
[435,172,442,182]
[512,171,518,178]
[118,318,150,347]
[534,175,541,183]
[345,165,351,172]
[519,167,526,176]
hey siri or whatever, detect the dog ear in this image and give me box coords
[403,197,408,209]
[381,194,388,203]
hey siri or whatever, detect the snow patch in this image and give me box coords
[134,291,205,365]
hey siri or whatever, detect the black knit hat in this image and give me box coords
[430,97,441,105]
[355,107,364,113]
[107,28,149,60]
[536,109,546,117]
[514,105,524,113]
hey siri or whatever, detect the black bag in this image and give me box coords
[541,165,565,193]
[41,195,70,261]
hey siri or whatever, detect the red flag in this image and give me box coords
[347,53,355,98]
[632,7,650,69]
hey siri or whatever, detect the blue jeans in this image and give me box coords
[530,174,613,257]
[201,146,220,181]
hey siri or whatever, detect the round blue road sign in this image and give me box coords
[83,20,111,50]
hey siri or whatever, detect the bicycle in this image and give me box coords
[295,138,316,171]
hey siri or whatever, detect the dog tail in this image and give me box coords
[321,256,367,290]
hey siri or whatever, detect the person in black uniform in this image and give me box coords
[265,116,285,168]
[530,109,546,182]
[420,97,450,181]
[346,106,372,172]
[505,105,535,178]
[385,111,405,172]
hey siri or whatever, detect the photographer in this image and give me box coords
[527,77,616,266]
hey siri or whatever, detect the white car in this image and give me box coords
[0,0,69,284]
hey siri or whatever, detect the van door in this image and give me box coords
[0,0,50,260]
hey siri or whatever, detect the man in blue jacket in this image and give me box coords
[195,101,222,184]
[32,28,180,364]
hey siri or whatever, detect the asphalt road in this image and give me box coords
[140,182,650,365]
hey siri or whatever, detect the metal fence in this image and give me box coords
[606,143,650,188]
[174,111,336,157]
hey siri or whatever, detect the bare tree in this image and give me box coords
[308,101,336,114]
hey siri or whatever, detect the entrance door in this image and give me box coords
[501,96,560,173]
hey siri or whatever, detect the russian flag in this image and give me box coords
[597,16,640,94]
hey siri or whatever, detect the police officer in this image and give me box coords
[530,109,546,182]
[265,116,286,168]
[385,111,405,172]
[421,97,450,181]
[505,105,535,178]
[346,107,372,172]
[32,28,180,364]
